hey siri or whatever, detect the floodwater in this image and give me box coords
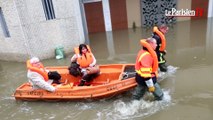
[1,18,213,120]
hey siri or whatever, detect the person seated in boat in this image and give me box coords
[70,44,100,86]
[132,38,164,101]
[152,24,169,72]
[27,57,60,92]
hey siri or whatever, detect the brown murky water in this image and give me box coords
[1,18,213,120]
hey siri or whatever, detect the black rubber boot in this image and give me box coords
[159,63,168,72]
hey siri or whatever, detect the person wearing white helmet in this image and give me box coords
[27,57,56,92]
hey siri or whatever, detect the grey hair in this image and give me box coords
[146,37,156,44]
[30,57,40,64]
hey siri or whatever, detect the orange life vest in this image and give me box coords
[135,40,158,78]
[74,45,94,68]
[153,26,166,52]
[26,60,49,81]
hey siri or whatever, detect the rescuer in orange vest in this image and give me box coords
[152,24,169,72]
[132,38,164,101]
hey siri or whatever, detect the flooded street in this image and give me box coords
[1,19,213,120]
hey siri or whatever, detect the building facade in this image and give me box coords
[0,0,211,61]
[0,0,85,61]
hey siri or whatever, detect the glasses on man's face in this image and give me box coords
[32,62,40,65]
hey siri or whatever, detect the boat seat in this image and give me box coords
[57,82,74,89]
[92,72,120,83]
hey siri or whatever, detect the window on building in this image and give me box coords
[0,8,10,37]
[41,0,56,20]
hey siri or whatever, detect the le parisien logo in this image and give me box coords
[165,8,204,17]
